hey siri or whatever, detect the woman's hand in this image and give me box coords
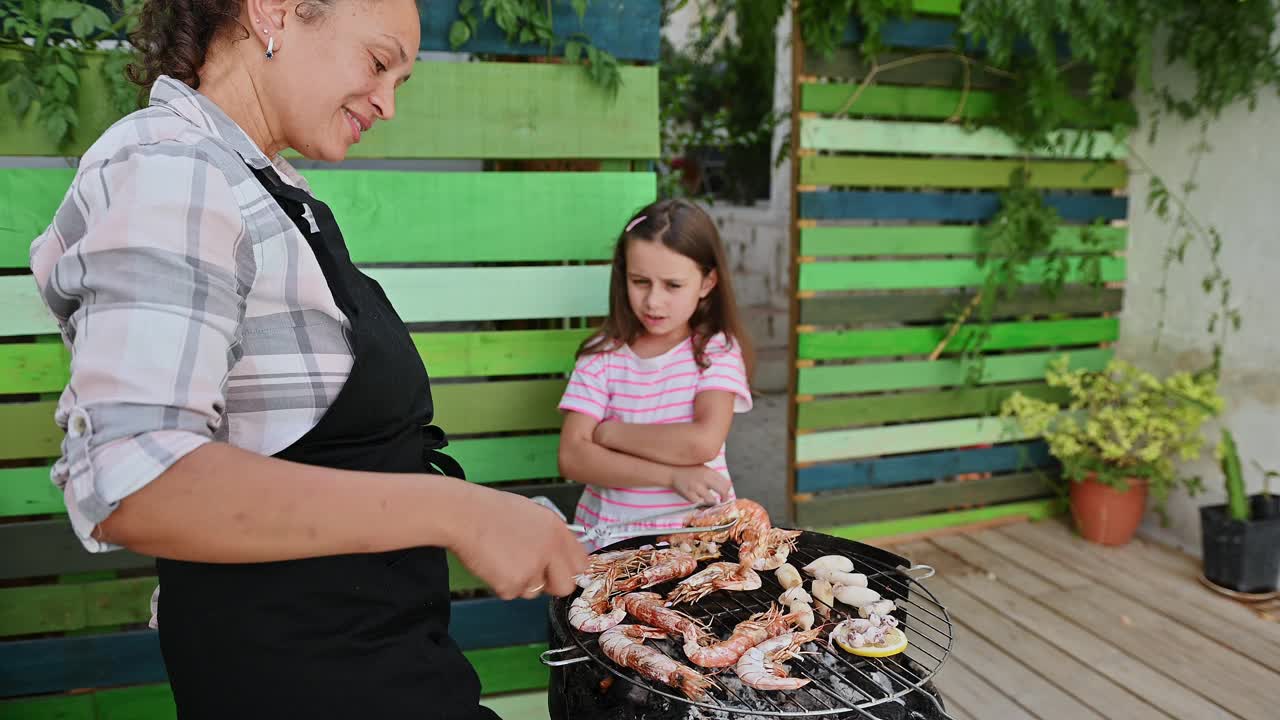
[449,485,588,601]
[669,465,732,505]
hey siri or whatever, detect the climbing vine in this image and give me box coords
[799,0,1280,375]
[449,0,622,96]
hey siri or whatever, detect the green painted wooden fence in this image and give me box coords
[787,2,1129,537]
[0,2,660,716]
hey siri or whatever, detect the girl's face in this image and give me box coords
[624,239,717,342]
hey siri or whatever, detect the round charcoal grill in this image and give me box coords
[543,530,957,719]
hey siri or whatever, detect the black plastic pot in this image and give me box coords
[1200,494,1280,593]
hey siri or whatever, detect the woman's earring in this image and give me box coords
[266,36,275,60]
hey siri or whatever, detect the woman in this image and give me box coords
[29,1,587,717]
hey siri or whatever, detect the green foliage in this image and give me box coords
[0,0,141,147]
[450,0,621,96]
[1002,357,1223,522]
[1217,428,1250,522]
[658,0,786,202]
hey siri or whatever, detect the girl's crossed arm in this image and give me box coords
[558,411,731,505]
[590,390,736,466]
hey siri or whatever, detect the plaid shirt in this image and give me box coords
[30,76,354,553]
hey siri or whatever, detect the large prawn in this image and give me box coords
[666,561,762,605]
[681,604,801,668]
[620,592,706,643]
[568,576,626,633]
[599,625,715,701]
[740,527,802,572]
[612,548,703,593]
[734,629,823,690]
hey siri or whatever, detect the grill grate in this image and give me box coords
[549,531,956,718]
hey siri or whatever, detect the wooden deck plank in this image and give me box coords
[927,661,1028,720]
[930,533,1057,597]
[1004,520,1280,662]
[984,527,1280,718]
[479,690,549,720]
[933,549,1235,720]
[933,588,1105,719]
[966,524,1094,590]
[934,575,1174,720]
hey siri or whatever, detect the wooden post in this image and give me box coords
[784,0,805,528]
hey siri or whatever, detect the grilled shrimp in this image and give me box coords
[742,528,802,571]
[599,625,715,701]
[666,562,763,605]
[613,548,700,593]
[569,576,626,633]
[681,604,798,668]
[620,592,706,642]
[734,629,823,691]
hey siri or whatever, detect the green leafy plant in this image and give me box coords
[450,0,621,96]
[1002,357,1223,521]
[0,0,141,147]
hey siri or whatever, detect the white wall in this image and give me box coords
[1121,42,1280,554]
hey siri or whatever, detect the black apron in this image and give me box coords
[154,165,499,720]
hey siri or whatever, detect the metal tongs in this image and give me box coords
[530,496,738,547]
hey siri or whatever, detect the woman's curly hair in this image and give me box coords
[126,1,335,92]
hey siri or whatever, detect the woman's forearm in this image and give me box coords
[99,442,479,563]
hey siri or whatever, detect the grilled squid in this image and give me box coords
[774,563,802,590]
[803,555,853,577]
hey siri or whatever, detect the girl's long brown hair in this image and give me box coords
[577,199,756,382]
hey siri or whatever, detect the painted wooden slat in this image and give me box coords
[433,380,566,435]
[0,643,550,718]
[797,348,1113,396]
[796,442,1054,494]
[416,329,591,379]
[799,190,1128,222]
[798,317,1119,360]
[800,119,1125,159]
[0,521,153,580]
[0,266,611,329]
[796,383,1067,432]
[0,577,155,638]
[0,595,549,697]
[906,0,962,14]
[804,49,1012,90]
[0,328,593,395]
[366,266,609,323]
[800,156,1128,189]
[420,1,660,60]
[795,471,1055,527]
[798,257,1125,292]
[818,498,1063,539]
[2,169,653,267]
[796,417,1031,465]
[844,17,961,49]
[482,691,551,720]
[447,434,561,484]
[799,287,1125,326]
[0,341,67,393]
[0,262,610,333]
[0,60,659,159]
[800,82,1000,121]
[0,401,60,460]
[800,225,1127,257]
[0,466,62,517]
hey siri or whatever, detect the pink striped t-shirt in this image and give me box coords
[558,333,752,549]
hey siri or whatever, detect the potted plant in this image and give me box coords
[1002,357,1222,546]
[1200,429,1280,593]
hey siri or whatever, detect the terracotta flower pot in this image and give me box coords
[1069,475,1148,546]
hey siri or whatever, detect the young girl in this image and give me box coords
[557,199,756,550]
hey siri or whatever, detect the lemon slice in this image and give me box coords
[836,627,908,658]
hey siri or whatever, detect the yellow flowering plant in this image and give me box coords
[1001,357,1223,521]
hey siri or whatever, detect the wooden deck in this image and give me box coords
[906,518,1280,720]
[481,518,1280,719]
